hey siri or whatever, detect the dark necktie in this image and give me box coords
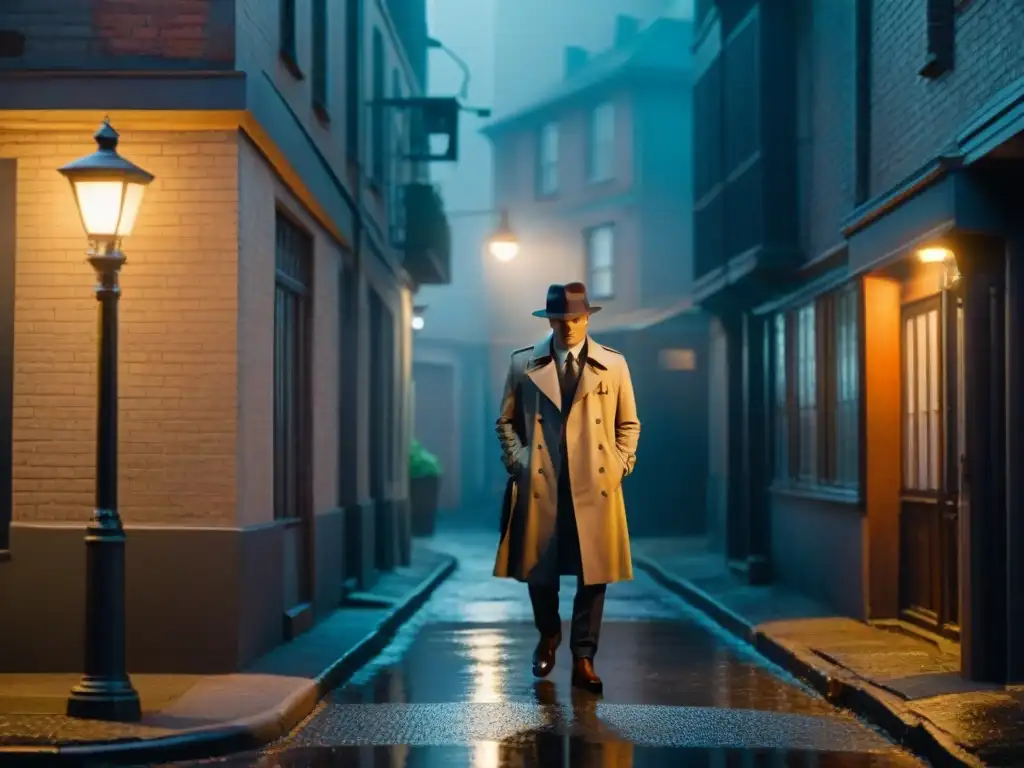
[563,351,579,396]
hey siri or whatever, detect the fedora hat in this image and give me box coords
[532,282,603,319]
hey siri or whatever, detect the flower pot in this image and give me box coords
[410,474,441,536]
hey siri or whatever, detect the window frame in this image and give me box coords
[584,223,616,300]
[279,0,303,79]
[772,283,861,495]
[587,101,615,183]
[311,0,329,120]
[345,0,361,160]
[371,27,386,184]
[536,121,559,198]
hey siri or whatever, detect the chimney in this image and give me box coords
[564,45,588,78]
[614,15,641,47]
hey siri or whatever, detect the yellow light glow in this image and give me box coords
[918,247,955,264]
[489,238,519,262]
[411,315,425,331]
[72,179,148,239]
[472,741,500,768]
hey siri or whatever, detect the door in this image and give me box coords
[274,210,314,625]
[899,293,960,638]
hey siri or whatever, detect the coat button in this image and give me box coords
[537,444,543,450]
[601,490,608,497]
[538,417,544,424]
[599,467,605,473]
[534,492,540,499]
[598,444,604,450]
[538,468,545,475]
[596,418,602,424]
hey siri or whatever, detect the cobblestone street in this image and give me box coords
[162,532,925,767]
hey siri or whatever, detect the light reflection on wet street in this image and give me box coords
[165,532,924,767]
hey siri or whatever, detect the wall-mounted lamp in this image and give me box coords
[412,305,427,331]
[917,247,955,264]
[916,246,960,288]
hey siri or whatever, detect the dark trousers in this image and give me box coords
[528,580,607,659]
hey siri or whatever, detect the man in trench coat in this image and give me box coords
[493,281,640,693]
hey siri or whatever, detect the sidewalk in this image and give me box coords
[634,538,1024,768]
[0,546,456,765]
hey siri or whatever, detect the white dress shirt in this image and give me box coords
[552,337,586,375]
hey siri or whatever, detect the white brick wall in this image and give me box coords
[3,127,239,526]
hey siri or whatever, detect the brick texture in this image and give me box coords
[4,129,239,526]
[0,0,234,67]
[797,0,857,260]
[870,0,1024,195]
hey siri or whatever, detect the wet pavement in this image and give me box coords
[158,531,924,767]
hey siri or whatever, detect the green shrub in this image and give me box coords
[409,439,442,479]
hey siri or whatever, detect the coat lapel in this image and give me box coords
[525,336,561,409]
[572,340,614,407]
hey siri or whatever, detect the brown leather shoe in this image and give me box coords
[571,656,603,694]
[532,631,561,678]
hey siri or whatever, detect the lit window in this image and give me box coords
[586,225,615,299]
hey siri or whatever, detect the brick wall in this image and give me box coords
[0,0,234,68]
[4,128,239,526]
[798,0,857,260]
[870,0,1024,195]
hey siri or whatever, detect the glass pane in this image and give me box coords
[928,309,940,410]
[929,410,940,490]
[905,319,915,414]
[592,268,613,299]
[916,314,927,414]
[906,413,916,487]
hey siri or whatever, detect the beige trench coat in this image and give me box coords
[493,335,640,585]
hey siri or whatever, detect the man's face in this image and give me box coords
[549,314,589,349]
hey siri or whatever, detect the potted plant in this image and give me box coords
[409,439,442,536]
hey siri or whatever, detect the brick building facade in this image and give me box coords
[693,0,1024,681]
[0,0,448,673]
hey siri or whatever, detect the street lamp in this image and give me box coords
[412,305,427,331]
[58,119,154,722]
[447,207,520,262]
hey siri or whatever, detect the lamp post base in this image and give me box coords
[67,676,141,722]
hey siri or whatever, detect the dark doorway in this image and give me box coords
[337,260,359,508]
[413,361,459,511]
[0,159,13,550]
[899,293,960,639]
[274,209,314,627]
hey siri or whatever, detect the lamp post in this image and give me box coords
[447,207,520,262]
[58,119,154,722]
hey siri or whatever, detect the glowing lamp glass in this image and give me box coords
[71,179,148,240]
[918,247,955,264]
[489,239,519,262]
[411,315,425,331]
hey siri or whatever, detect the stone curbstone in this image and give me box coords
[0,554,458,766]
[633,555,985,768]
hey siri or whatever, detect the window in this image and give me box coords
[796,303,817,481]
[773,313,788,481]
[588,102,615,182]
[537,122,559,196]
[345,0,361,159]
[389,69,406,244]
[274,211,313,521]
[903,300,941,491]
[833,289,859,487]
[920,0,955,78]
[586,224,615,299]
[773,285,861,490]
[279,0,301,76]
[371,28,385,183]
[0,159,13,550]
[311,0,328,115]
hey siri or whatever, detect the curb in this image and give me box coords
[635,555,985,768]
[0,554,458,766]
